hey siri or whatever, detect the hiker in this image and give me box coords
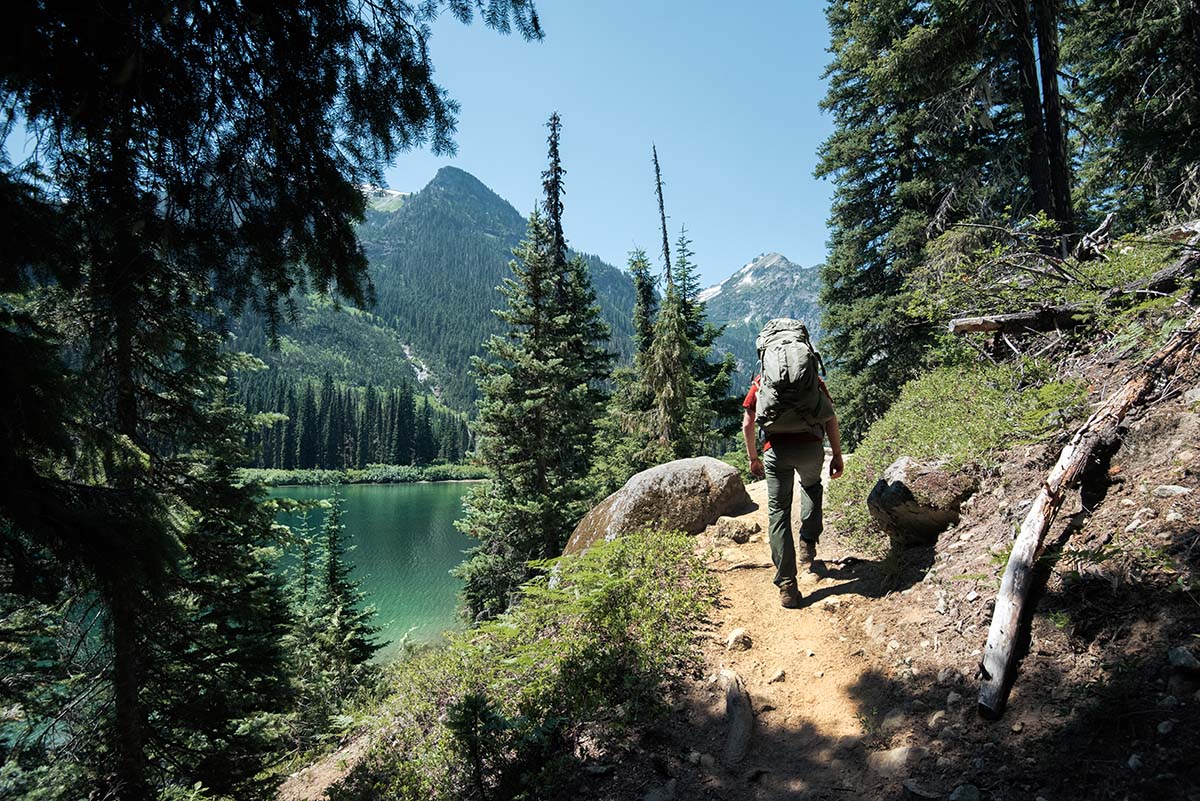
[741,318,844,609]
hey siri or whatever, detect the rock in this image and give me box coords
[881,708,908,733]
[966,590,979,602]
[1167,510,1185,523]
[1185,386,1200,406]
[927,710,946,729]
[814,670,825,678]
[937,666,960,686]
[867,457,979,550]
[1169,646,1200,671]
[1128,753,1144,770]
[719,669,754,767]
[712,515,760,544]
[564,457,751,554]
[768,669,786,684]
[584,764,613,775]
[903,780,942,799]
[643,779,677,801]
[687,751,701,765]
[1153,485,1192,498]
[725,628,752,651]
[947,691,963,706]
[1167,673,1197,698]
[1158,720,1175,735]
[867,745,928,778]
[1011,721,1024,733]
[863,616,885,641]
[949,785,981,801]
[698,753,717,769]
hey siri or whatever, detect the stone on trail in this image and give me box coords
[949,785,981,801]
[1153,484,1192,498]
[767,668,786,684]
[711,515,760,544]
[867,745,928,778]
[1168,646,1200,671]
[564,457,751,555]
[718,669,754,767]
[866,457,978,550]
[725,628,752,651]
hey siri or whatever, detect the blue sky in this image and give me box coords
[387,1,835,286]
[4,2,836,288]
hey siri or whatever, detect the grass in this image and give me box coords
[827,362,1085,554]
[326,530,718,801]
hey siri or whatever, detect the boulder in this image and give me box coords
[711,515,761,544]
[867,457,978,550]
[564,457,751,555]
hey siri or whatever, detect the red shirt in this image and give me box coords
[743,375,831,452]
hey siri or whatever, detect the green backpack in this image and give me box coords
[754,318,834,435]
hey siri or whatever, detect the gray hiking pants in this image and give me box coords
[764,440,825,587]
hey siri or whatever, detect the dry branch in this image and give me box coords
[949,230,1200,337]
[977,307,1200,718]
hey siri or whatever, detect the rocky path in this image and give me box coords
[666,473,913,800]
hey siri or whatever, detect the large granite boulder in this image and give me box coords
[867,457,978,550]
[564,457,751,555]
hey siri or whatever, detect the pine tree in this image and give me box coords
[298,382,321,469]
[0,2,542,795]
[628,248,658,363]
[314,492,381,690]
[455,114,612,620]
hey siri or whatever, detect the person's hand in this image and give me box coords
[829,452,844,480]
[749,456,765,479]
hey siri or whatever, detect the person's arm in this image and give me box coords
[743,407,764,478]
[826,415,844,479]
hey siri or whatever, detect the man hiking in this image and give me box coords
[741,318,844,609]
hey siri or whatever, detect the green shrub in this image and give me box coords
[828,363,1088,554]
[240,464,489,487]
[329,530,717,801]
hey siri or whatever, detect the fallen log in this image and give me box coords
[949,306,1087,336]
[978,307,1200,718]
[949,230,1200,337]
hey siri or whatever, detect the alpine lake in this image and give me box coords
[270,482,474,661]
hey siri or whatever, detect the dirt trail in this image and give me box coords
[668,469,906,800]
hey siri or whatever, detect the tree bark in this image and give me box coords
[1008,0,1054,220]
[978,307,1200,717]
[1034,0,1074,233]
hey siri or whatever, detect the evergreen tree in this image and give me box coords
[314,493,381,690]
[456,115,612,620]
[297,382,321,469]
[0,1,541,796]
[1064,0,1200,224]
[628,248,658,362]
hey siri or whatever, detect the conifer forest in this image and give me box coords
[3,2,1200,801]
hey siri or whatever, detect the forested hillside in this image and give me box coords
[343,165,636,410]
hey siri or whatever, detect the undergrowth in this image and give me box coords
[828,361,1088,554]
[327,530,718,801]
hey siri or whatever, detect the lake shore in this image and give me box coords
[240,464,489,487]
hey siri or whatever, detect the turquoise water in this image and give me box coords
[270,482,474,660]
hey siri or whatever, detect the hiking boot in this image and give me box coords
[799,539,818,571]
[779,582,802,609]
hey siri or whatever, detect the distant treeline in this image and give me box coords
[237,371,471,469]
[241,463,488,486]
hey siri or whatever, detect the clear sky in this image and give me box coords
[386,1,835,287]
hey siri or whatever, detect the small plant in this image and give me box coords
[1047,610,1072,631]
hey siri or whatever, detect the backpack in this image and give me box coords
[754,318,834,435]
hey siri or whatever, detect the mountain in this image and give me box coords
[236,166,637,412]
[699,252,823,388]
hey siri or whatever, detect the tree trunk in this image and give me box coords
[1008,0,1054,220]
[978,307,1200,717]
[653,145,673,289]
[1034,0,1074,234]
